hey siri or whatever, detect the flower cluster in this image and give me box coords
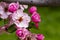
[0,2,44,40]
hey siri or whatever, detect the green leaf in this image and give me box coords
[4,19,9,24]
[27,22,35,30]
[7,24,16,33]
[0,19,4,26]
[0,18,3,21]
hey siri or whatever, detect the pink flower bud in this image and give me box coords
[35,23,39,28]
[31,12,41,23]
[16,30,24,37]
[29,6,37,14]
[8,2,19,12]
[36,34,45,40]
[16,28,29,39]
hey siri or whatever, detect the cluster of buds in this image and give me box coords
[0,2,44,40]
[16,28,45,40]
[29,6,41,28]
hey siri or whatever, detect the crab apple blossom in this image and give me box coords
[12,10,31,28]
[8,2,19,13]
[31,12,41,23]
[16,28,30,40]
[0,6,7,19]
[29,6,37,14]
[0,6,9,19]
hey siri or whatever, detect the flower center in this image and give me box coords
[0,14,1,16]
[19,17,23,22]
[4,7,8,12]
[27,37,31,40]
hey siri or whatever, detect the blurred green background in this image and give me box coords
[0,6,60,40]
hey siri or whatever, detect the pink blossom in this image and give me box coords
[12,10,31,28]
[36,34,45,40]
[16,28,30,40]
[29,6,37,14]
[8,2,19,12]
[31,12,41,23]
[0,6,8,19]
